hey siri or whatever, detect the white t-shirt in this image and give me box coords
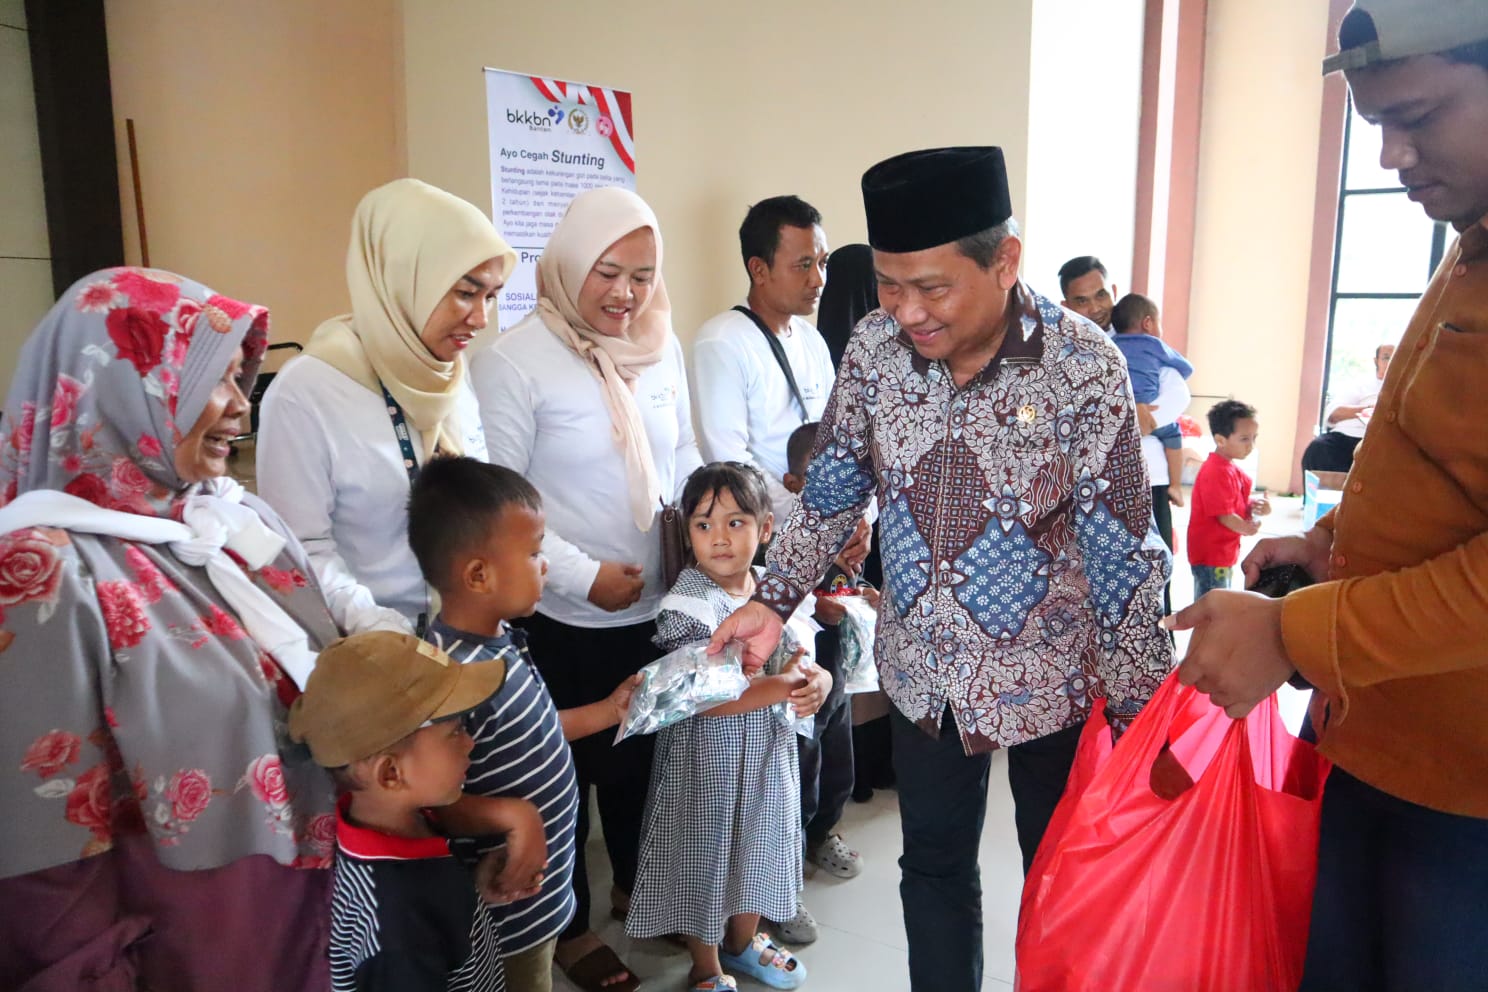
[690,307,835,524]
[255,354,487,629]
[469,313,704,628]
[1323,377,1383,439]
[1142,367,1191,486]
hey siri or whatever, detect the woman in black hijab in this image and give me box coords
[816,243,893,801]
[816,244,876,368]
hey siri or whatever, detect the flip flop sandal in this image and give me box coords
[560,943,639,992]
[691,976,738,991]
[718,931,807,990]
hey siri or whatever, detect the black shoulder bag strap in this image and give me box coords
[380,382,429,636]
[733,305,808,423]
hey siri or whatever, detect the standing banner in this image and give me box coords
[484,68,636,329]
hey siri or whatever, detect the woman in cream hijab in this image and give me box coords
[257,178,515,632]
[472,186,703,992]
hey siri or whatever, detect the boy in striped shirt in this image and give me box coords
[409,457,640,992]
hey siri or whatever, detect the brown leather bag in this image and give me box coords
[659,501,690,590]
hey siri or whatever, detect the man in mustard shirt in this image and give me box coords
[1168,3,1488,988]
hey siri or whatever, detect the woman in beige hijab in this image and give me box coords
[471,186,703,992]
[257,178,515,633]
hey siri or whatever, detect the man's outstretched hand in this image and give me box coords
[708,600,785,675]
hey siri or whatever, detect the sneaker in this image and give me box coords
[769,904,819,945]
[807,833,863,879]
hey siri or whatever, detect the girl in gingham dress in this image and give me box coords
[626,463,832,992]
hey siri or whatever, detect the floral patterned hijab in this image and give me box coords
[0,267,268,512]
[0,268,343,882]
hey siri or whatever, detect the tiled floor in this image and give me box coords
[554,491,1314,991]
[557,774,1021,992]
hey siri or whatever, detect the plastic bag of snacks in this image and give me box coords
[766,634,817,739]
[833,593,880,694]
[615,641,749,743]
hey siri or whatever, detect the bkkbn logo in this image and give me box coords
[505,108,553,130]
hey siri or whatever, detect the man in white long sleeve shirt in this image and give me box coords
[690,196,836,525]
[1302,343,1395,473]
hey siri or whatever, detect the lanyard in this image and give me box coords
[380,382,428,635]
[381,382,421,485]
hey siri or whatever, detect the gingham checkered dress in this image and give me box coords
[625,567,803,945]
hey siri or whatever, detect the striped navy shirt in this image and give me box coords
[429,618,579,954]
[329,795,505,992]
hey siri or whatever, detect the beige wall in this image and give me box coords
[399,0,1035,343]
[92,0,1342,496]
[1184,0,1332,490]
[103,0,404,344]
[0,0,56,394]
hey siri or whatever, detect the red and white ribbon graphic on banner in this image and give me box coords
[529,76,636,175]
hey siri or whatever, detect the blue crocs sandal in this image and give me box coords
[691,977,737,992]
[718,932,807,990]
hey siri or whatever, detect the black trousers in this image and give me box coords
[852,716,894,797]
[515,611,662,940]
[1301,431,1361,473]
[798,625,854,850]
[891,706,1081,992]
[1151,485,1174,616]
[1300,767,1488,991]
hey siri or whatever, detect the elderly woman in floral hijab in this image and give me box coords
[0,268,344,992]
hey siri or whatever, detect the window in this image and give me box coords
[1320,98,1448,421]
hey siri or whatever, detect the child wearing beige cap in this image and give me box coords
[291,630,536,992]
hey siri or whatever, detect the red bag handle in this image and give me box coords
[1063,675,1275,839]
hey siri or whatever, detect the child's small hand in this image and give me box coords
[789,662,833,718]
[779,647,808,676]
[476,848,544,906]
[491,799,547,899]
[607,673,643,724]
[474,847,508,902]
[813,595,848,627]
[1251,495,1272,517]
[834,517,873,575]
[1241,518,1262,536]
[860,586,881,610]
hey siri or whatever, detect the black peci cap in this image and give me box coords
[861,147,1013,254]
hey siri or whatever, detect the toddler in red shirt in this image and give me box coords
[1186,400,1271,599]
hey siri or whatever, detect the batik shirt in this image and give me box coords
[758,286,1172,754]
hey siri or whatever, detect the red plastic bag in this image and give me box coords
[1016,673,1330,992]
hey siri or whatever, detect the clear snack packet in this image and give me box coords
[614,641,749,743]
[766,636,816,738]
[835,593,880,694]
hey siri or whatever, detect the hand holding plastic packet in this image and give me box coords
[615,641,749,743]
[833,593,880,694]
[766,637,816,739]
